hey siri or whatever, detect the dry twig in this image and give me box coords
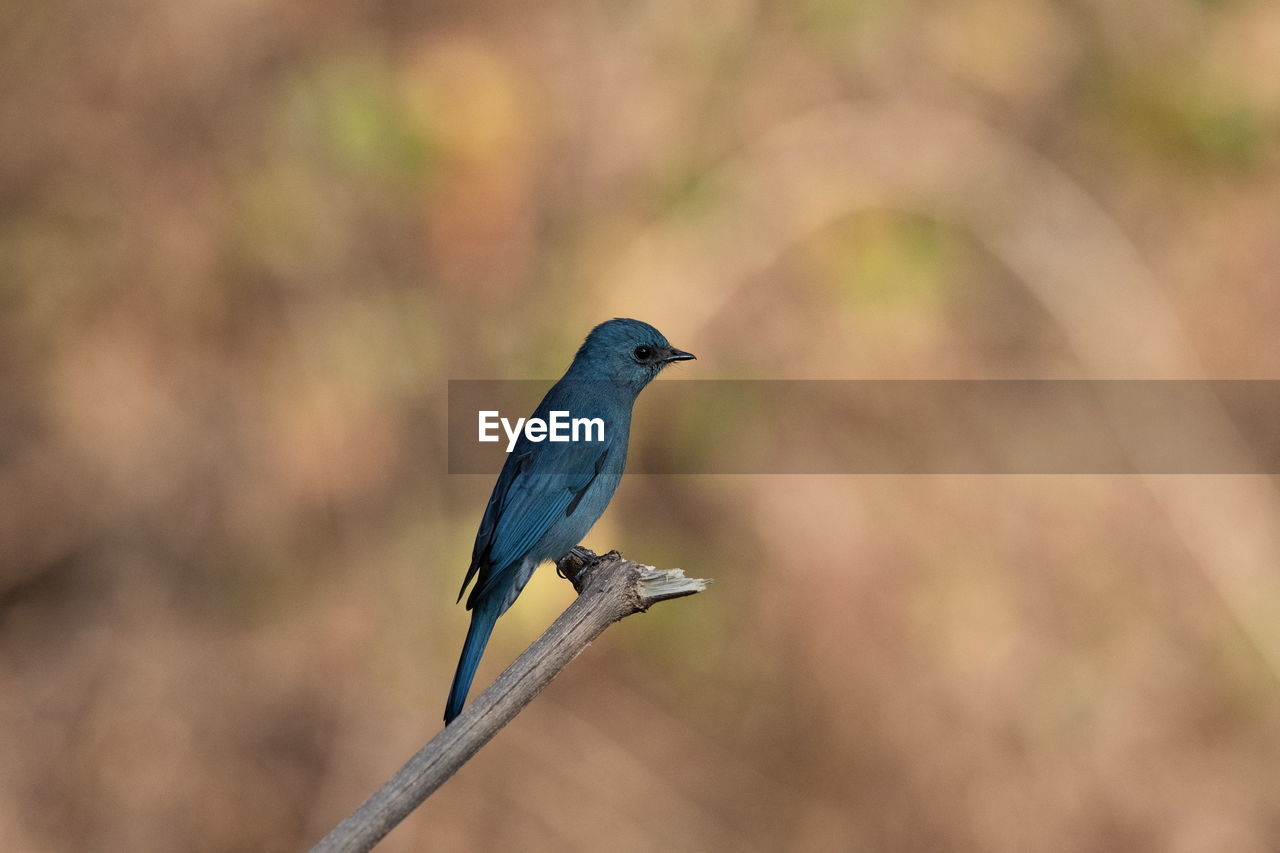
[311,548,710,853]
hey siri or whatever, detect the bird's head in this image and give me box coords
[569,318,695,391]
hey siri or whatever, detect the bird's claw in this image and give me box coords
[557,546,599,585]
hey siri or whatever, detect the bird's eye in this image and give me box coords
[633,346,653,361]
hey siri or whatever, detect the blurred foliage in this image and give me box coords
[2,0,1280,851]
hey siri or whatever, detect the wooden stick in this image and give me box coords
[311,548,710,853]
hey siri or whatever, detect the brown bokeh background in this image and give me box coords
[4,1,1280,850]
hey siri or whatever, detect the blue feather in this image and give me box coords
[444,595,502,723]
[444,319,695,723]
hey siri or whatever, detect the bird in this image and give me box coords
[445,318,695,723]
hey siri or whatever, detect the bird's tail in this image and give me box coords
[444,595,502,724]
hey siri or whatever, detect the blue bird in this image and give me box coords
[445,319,695,723]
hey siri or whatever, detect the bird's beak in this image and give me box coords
[663,347,696,363]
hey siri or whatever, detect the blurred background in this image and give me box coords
[3,0,1280,850]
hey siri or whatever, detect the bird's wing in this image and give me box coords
[458,430,613,609]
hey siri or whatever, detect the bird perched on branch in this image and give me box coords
[445,319,695,723]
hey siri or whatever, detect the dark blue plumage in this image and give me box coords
[444,319,695,723]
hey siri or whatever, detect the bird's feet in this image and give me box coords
[557,546,626,592]
[556,546,597,582]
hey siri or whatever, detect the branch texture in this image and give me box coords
[312,548,710,853]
